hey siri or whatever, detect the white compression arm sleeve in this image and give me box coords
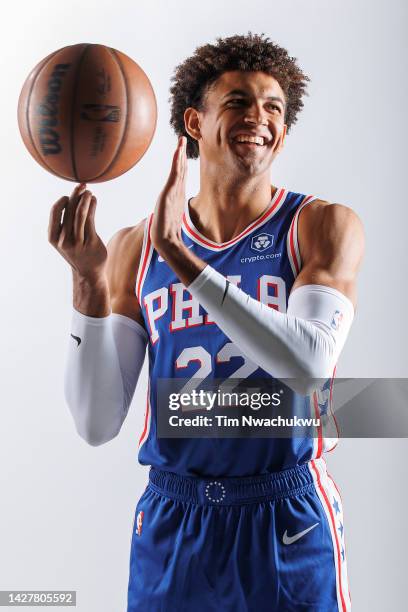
[187,265,354,395]
[64,309,148,445]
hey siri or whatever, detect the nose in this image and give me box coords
[243,102,268,126]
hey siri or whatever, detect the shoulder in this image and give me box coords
[106,218,148,295]
[298,198,365,261]
[107,219,147,260]
[299,198,363,229]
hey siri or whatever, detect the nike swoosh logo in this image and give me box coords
[282,522,319,545]
[70,333,81,347]
[158,244,193,262]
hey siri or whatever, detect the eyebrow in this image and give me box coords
[222,89,286,107]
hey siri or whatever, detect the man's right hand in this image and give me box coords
[48,183,107,282]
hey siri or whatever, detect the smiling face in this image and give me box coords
[185,70,287,177]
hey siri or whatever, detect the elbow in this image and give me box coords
[76,419,122,446]
[65,396,123,446]
[294,361,336,396]
[276,360,335,397]
[82,434,115,447]
[268,372,327,397]
[79,429,106,446]
[291,377,324,397]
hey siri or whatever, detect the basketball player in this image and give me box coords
[49,34,364,611]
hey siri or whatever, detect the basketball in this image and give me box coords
[17,43,157,183]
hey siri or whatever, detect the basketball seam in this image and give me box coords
[71,44,91,181]
[85,47,130,182]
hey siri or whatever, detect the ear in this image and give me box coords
[184,107,201,142]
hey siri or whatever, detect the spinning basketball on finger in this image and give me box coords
[19,35,364,611]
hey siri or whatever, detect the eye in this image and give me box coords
[226,98,245,106]
[266,103,282,113]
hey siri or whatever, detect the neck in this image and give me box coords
[189,165,275,244]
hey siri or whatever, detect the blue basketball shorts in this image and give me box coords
[127,457,351,611]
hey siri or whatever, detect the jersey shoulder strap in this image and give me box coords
[135,213,154,304]
[286,194,320,277]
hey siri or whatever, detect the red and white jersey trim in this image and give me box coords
[182,187,288,251]
[138,379,151,449]
[324,366,340,453]
[135,214,154,305]
[311,390,323,459]
[286,195,318,277]
[309,369,340,458]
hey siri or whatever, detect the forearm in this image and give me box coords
[64,310,147,445]
[187,265,354,395]
[72,270,111,317]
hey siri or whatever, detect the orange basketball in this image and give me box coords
[17,43,157,183]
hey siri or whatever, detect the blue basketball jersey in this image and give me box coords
[135,187,338,477]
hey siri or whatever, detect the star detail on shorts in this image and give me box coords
[205,481,226,503]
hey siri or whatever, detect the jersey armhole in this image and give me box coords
[135,213,154,305]
[286,195,319,277]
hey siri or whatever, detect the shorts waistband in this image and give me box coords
[148,461,319,506]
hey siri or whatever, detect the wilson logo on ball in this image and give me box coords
[37,63,71,156]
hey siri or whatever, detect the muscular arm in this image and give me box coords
[65,221,149,445]
[293,200,365,308]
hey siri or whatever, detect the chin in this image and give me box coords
[228,148,271,174]
[234,156,269,176]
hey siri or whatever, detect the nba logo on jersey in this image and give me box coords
[136,511,144,536]
[251,232,274,251]
[331,310,344,331]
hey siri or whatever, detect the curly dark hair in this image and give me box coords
[169,33,310,159]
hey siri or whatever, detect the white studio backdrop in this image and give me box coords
[0,0,407,610]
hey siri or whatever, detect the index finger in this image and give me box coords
[63,182,87,236]
[180,136,187,181]
[167,137,187,188]
[48,196,68,244]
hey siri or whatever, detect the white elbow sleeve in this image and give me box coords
[187,266,354,394]
[287,284,355,379]
[64,309,147,446]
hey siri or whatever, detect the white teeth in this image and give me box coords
[234,135,265,145]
